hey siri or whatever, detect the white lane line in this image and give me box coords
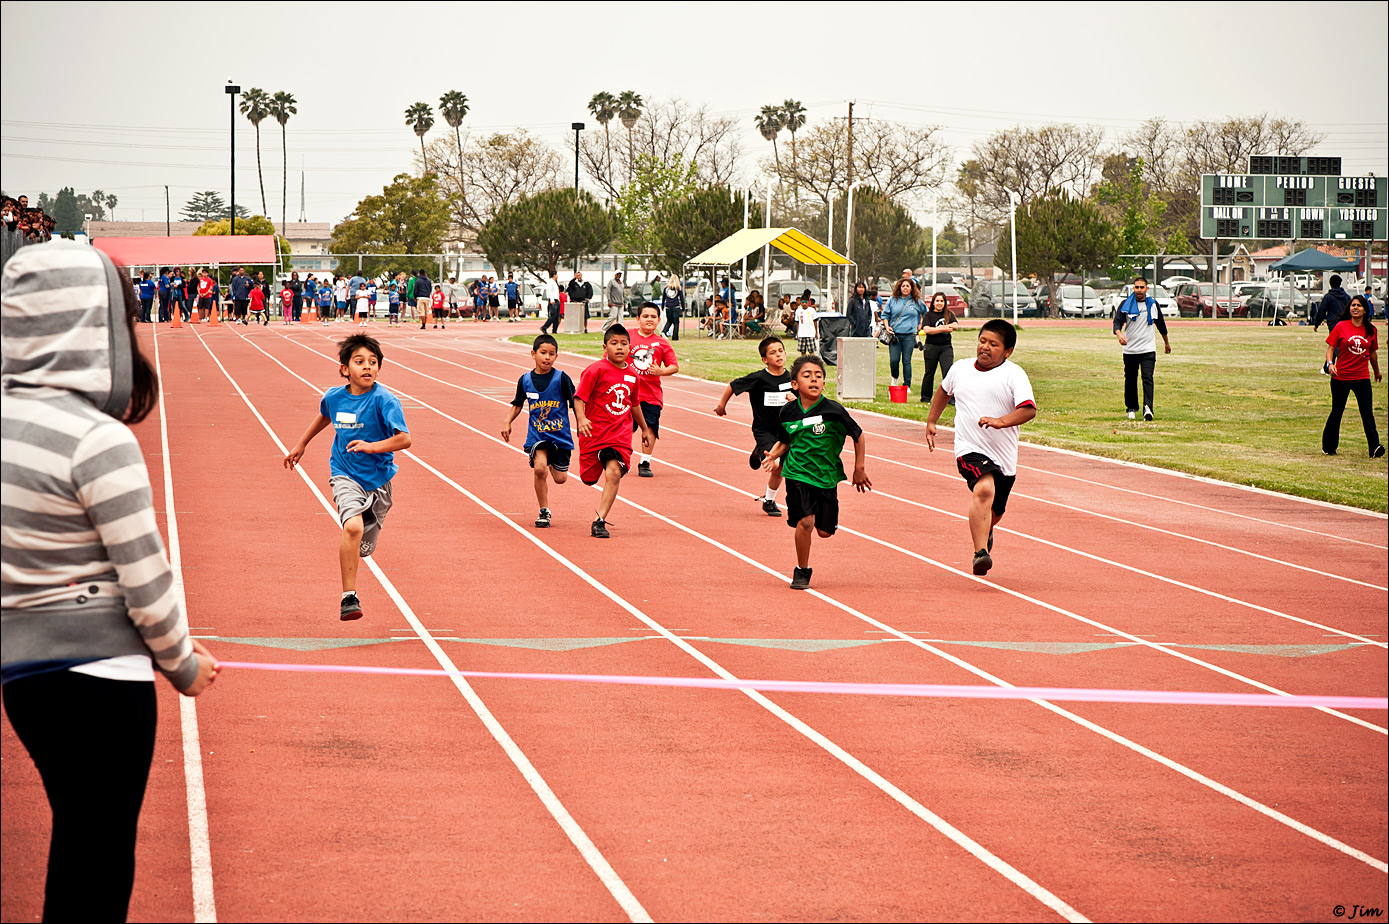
[151,328,218,923]
[449,336,1389,538]
[193,329,652,923]
[386,341,1389,648]
[265,328,1389,873]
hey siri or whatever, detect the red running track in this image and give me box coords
[3,320,1385,923]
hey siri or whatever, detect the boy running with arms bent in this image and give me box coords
[761,355,871,589]
[574,324,655,538]
[502,334,576,528]
[925,319,1035,576]
[284,335,411,619]
[714,335,795,515]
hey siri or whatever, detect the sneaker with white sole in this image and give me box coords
[1126,410,1136,420]
[1143,405,1153,421]
[535,508,552,528]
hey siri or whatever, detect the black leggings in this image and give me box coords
[3,671,157,923]
[1323,378,1380,454]
[919,342,954,400]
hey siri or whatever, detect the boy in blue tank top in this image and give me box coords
[502,334,576,528]
[284,334,412,620]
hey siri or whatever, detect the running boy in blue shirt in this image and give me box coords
[284,334,411,620]
[501,333,576,528]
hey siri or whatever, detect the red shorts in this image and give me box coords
[579,444,631,485]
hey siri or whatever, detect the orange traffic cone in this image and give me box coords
[190,306,199,324]
[170,310,182,329]
[307,304,317,322]
[209,305,220,327]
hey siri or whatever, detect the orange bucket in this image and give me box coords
[888,385,908,403]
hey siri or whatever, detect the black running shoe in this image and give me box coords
[761,498,781,516]
[340,593,363,621]
[790,566,812,590]
[972,550,993,576]
[535,508,552,528]
[1373,445,1386,459]
[637,462,653,478]
[591,517,609,538]
[1143,405,1153,421]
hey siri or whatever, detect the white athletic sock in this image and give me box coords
[342,590,356,599]
[765,487,777,501]
[642,453,652,464]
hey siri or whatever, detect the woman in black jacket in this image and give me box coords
[660,274,685,340]
[847,280,874,338]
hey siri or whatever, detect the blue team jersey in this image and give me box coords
[318,287,333,307]
[318,383,410,490]
[137,279,156,299]
[521,370,574,450]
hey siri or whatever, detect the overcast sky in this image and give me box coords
[4,1,1386,227]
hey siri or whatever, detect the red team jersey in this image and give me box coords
[198,276,214,298]
[280,288,295,309]
[575,358,638,450]
[1327,320,1378,381]
[626,330,677,405]
[431,289,445,310]
[249,287,265,311]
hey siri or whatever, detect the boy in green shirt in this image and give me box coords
[761,355,871,589]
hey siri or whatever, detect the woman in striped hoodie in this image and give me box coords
[2,240,218,922]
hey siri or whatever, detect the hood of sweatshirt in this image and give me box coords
[1,239,133,418]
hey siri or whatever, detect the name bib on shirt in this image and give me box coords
[764,391,791,406]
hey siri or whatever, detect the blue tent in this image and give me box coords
[1269,247,1358,272]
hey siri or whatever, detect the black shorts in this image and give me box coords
[785,477,839,535]
[956,453,1017,517]
[630,401,661,438]
[749,428,781,470]
[527,441,571,472]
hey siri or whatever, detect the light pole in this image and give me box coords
[842,181,865,310]
[762,185,773,292]
[571,122,584,274]
[226,82,240,237]
[1004,186,1020,325]
[741,185,751,289]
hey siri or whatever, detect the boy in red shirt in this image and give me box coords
[248,284,268,325]
[627,301,679,477]
[430,286,446,328]
[574,324,655,538]
[196,270,215,322]
[279,284,295,324]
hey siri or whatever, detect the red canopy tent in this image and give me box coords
[92,234,277,268]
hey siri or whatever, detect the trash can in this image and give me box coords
[836,337,876,401]
[562,301,583,333]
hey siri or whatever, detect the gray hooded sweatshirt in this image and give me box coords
[1,240,198,689]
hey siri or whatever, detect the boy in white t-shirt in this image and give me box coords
[794,299,818,355]
[925,319,1036,576]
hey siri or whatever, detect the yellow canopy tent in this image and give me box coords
[684,227,852,269]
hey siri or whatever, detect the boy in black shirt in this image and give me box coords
[714,336,795,515]
[761,355,872,590]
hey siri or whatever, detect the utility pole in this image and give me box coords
[226,83,239,237]
[165,186,170,236]
[845,101,854,203]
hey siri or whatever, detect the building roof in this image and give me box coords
[1250,243,1352,260]
[281,222,332,240]
[84,220,202,237]
[92,235,279,267]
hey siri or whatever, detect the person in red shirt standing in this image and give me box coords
[626,301,679,477]
[279,284,295,325]
[1322,295,1383,457]
[573,324,655,538]
[196,269,215,323]
[430,286,446,328]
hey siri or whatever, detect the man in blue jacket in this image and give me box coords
[230,267,252,325]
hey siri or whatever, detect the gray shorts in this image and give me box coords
[330,475,393,558]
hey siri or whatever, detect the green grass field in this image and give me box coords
[512,323,1389,512]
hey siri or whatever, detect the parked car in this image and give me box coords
[1174,282,1241,317]
[765,279,824,310]
[1242,283,1310,319]
[1108,283,1177,318]
[969,279,1037,317]
[1162,275,1199,288]
[1053,285,1107,318]
[922,286,968,317]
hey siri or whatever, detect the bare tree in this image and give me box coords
[420,131,563,234]
[969,122,1106,218]
[761,119,950,211]
[579,98,744,197]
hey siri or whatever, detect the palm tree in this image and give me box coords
[405,102,435,172]
[438,91,470,168]
[269,91,297,236]
[755,105,786,176]
[587,91,618,184]
[616,91,644,185]
[781,99,806,204]
[239,88,272,215]
[105,193,118,221]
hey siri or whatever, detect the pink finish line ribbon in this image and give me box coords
[217,661,1387,711]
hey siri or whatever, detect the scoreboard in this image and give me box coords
[1199,164,1387,241]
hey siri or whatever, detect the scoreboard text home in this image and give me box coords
[1200,156,1386,241]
